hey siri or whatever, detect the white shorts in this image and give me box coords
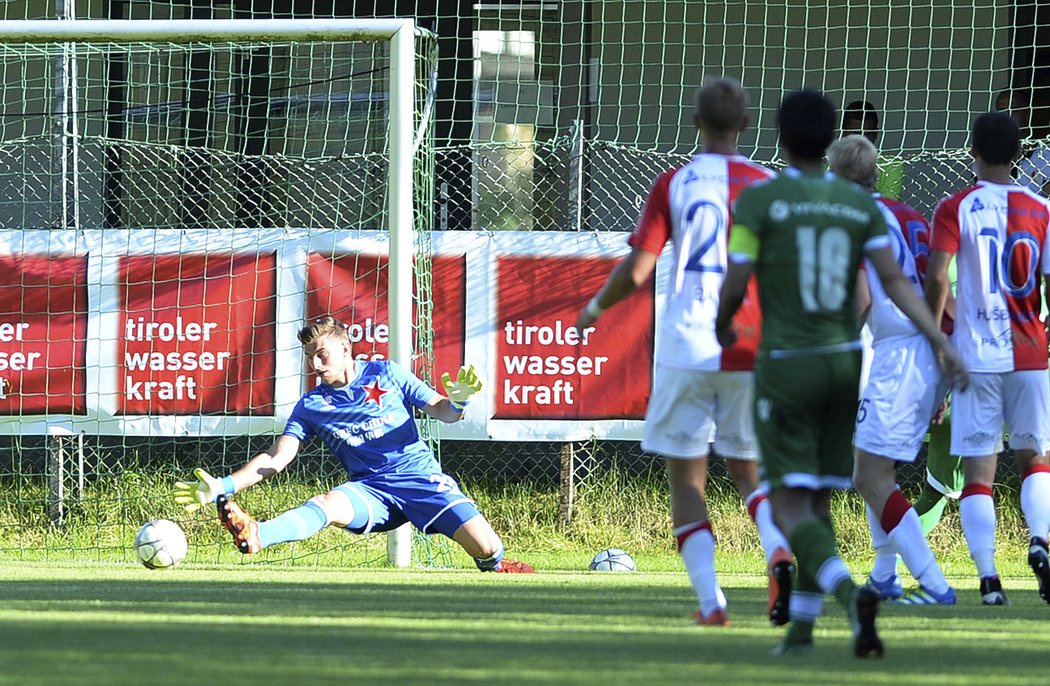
[854,336,945,462]
[951,370,1050,457]
[641,364,756,460]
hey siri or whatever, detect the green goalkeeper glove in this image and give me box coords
[173,468,233,514]
[441,364,482,411]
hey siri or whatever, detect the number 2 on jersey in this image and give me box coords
[796,226,851,311]
[682,200,727,275]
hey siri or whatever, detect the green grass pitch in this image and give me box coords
[2,562,1048,686]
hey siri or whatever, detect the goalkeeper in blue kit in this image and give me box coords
[174,316,534,573]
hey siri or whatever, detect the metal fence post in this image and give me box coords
[559,442,575,525]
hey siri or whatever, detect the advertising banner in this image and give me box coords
[0,254,87,415]
[305,253,466,390]
[119,253,277,415]
[494,255,652,420]
[0,229,657,440]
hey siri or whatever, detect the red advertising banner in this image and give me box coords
[495,255,653,420]
[0,255,87,415]
[306,253,466,388]
[306,253,467,389]
[118,253,277,415]
[0,229,652,438]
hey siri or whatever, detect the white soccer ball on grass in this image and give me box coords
[134,519,188,569]
[588,548,637,572]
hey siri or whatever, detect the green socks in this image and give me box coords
[914,489,950,536]
[788,518,856,610]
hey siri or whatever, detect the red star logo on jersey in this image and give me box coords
[363,378,390,406]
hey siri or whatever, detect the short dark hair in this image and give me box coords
[778,90,836,160]
[994,87,1029,112]
[972,111,1020,165]
[842,100,879,130]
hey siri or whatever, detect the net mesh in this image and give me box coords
[0,40,402,231]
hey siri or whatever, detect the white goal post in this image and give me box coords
[0,18,424,567]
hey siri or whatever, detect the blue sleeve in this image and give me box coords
[386,360,440,409]
[282,397,314,441]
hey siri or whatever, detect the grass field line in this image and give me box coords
[4,563,1050,686]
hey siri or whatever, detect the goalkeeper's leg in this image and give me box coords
[217,484,369,554]
[396,473,534,573]
[452,515,533,573]
[216,495,263,554]
[255,497,331,548]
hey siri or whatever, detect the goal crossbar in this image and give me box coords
[0,18,415,44]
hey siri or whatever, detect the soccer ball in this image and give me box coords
[588,548,637,572]
[134,519,188,569]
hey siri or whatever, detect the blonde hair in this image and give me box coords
[297,316,350,347]
[693,76,748,133]
[827,134,879,190]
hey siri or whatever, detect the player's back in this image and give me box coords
[932,181,1050,372]
[733,168,886,352]
[863,196,927,342]
[632,153,772,370]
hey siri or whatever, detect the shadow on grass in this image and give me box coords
[2,575,1049,686]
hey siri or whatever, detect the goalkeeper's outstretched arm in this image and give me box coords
[173,435,301,513]
[226,434,302,492]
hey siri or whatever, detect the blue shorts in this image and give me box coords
[334,471,482,539]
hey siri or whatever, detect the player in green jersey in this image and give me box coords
[714,90,968,658]
[912,255,965,538]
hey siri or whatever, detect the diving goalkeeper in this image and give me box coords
[174,316,534,573]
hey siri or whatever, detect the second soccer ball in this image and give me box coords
[588,548,636,572]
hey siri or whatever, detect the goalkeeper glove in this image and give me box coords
[173,468,235,514]
[441,364,482,411]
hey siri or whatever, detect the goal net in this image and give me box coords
[0,19,443,568]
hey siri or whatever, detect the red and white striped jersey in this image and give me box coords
[931,181,1050,372]
[863,196,928,342]
[628,153,774,371]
